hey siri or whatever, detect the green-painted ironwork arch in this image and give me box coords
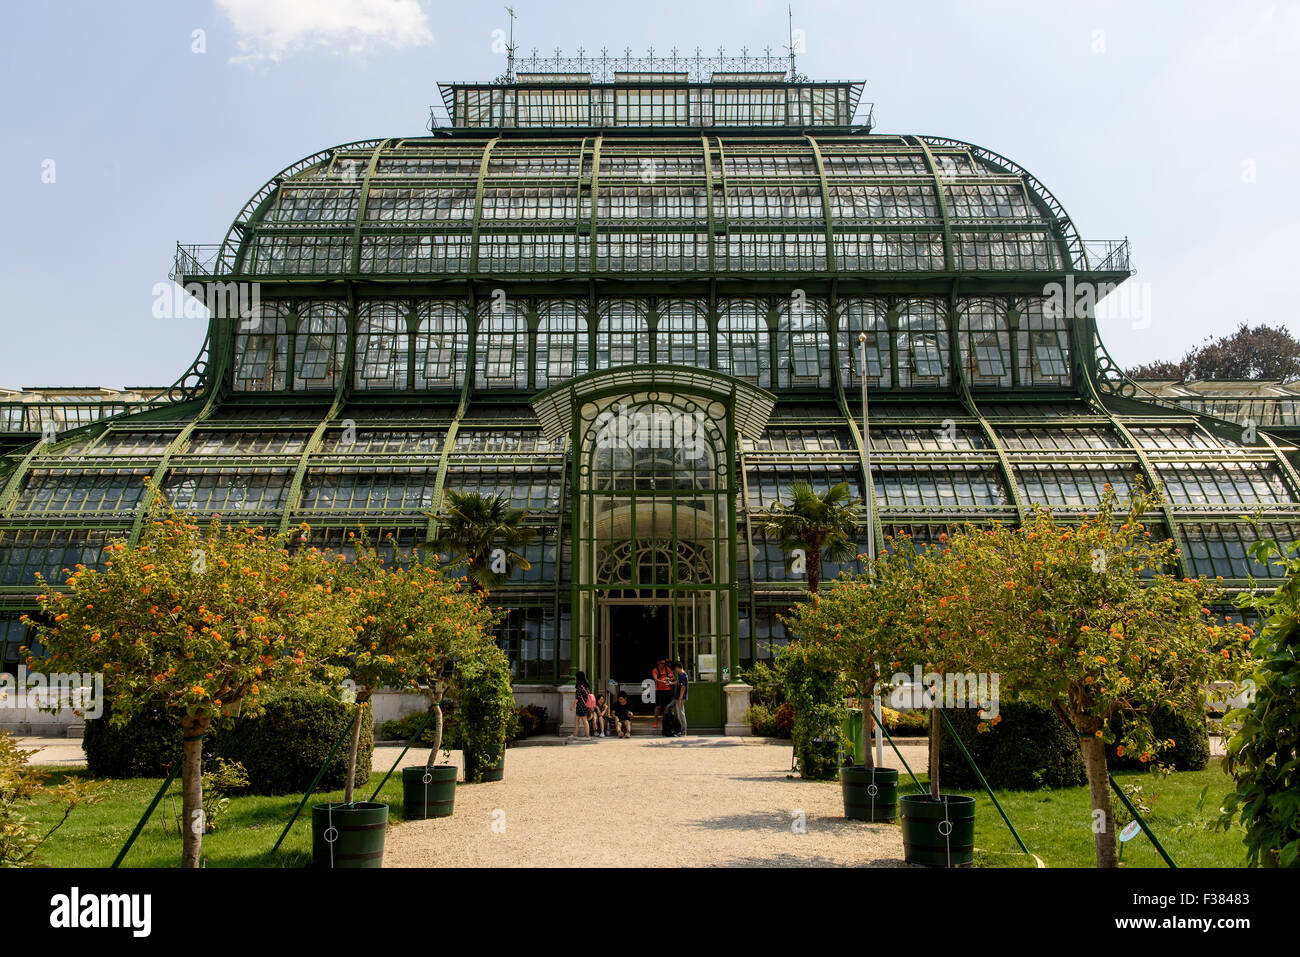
[531,363,775,444]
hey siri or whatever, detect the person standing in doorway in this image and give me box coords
[573,670,594,739]
[651,658,674,729]
[671,660,689,738]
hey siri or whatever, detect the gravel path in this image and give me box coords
[383,737,907,868]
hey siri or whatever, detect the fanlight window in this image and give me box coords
[536,300,588,387]
[897,300,949,387]
[415,301,469,389]
[911,333,944,377]
[716,299,769,386]
[293,302,347,391]
[838,298,891,389]
[234,302,290,391]
[656,300,710,367]
[958,300,1012,387]
[1031,331,1069,377]
[356,302,409,390]
[597,300,650,369]
[776,299,830,389]
[1017,297,1072,386]
[476,301,529,389]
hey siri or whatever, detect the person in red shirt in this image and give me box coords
[651,658,674,729]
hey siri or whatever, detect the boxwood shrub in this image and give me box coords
[939,701,1087,790]
[1106,706,1210,771]
[215,688,371,795]
[82,689,370,795]
[83,700,197,778]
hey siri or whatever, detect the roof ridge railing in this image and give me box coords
[171,244,223,282]
[1078,238,1131,273]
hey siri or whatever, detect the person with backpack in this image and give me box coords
[651,658,674,729]
[671,660,689,737]
[573,670,596,739]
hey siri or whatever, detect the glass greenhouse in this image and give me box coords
[3,56,1297,730]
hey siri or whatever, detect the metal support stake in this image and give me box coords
[111,760,180,869]
[269,718,353,856]
[1109,773,1178,868]
[368,705,438,804]
[857,332,885,768]
[938,709,1031,856]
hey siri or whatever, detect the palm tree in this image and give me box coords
[422,490,535,593]
[761,481,862,597]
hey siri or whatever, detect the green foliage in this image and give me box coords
[216,688,372,796]
[423,490,536,593]
[880,706,927,736]
[1220,536,1300,867]
[83,699,193,778]
[939,701,1087,790]
[1108,706,1210,772]
[759,481,861,593]
[0,730,100,867]
[446,643,516,781]
[27,495,353,736]
[509,704,549,741]
[745,703,776,737]
[174,758,249,835]
[1127,321,1300,382]
[779,645,849,780]
[82,689,372,796]
[740,659,787,710]
[378,707,436,744]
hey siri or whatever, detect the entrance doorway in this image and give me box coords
[607,604,669,691]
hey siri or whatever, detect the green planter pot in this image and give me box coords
[312,802,388,869]
[840,765,899,822]
[402,765,457,819]
[899,794,976,868]
[463,747,505,783]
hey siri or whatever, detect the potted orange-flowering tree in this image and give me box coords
[784,540,922,822]
[27,491,352,868]
[314,536,495,868]
[948,486,1250,868]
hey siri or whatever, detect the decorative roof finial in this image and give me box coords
[504,6,517,81]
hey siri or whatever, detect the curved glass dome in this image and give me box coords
[192,133,1120,280]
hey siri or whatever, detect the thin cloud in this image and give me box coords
[215,0,433,64]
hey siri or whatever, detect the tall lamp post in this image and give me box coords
[858,332,885,767]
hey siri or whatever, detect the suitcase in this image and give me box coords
[661,705,681,737]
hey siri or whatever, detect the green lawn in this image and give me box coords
[894,758,1251,868]
[24,767,414,869]
[22,756,1251,869]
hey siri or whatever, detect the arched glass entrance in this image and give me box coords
[533,366,774,731]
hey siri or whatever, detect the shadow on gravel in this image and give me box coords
[694,810,895,834]
[715,852,905,868]
[641,739,746,748]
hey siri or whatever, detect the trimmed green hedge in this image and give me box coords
[216,689,372,795]
[939,701,1087,790]
[1106,706,1210,772]
[82,689,370,795]
[83,701,193,779]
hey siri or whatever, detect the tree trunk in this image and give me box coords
[423,699,444,769]
[807,545,822,598]
[1079,733,1119,868]
[863,704,874,769]
[179,715,210,869]
[928,707,941,798]
[343,703,364,805]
